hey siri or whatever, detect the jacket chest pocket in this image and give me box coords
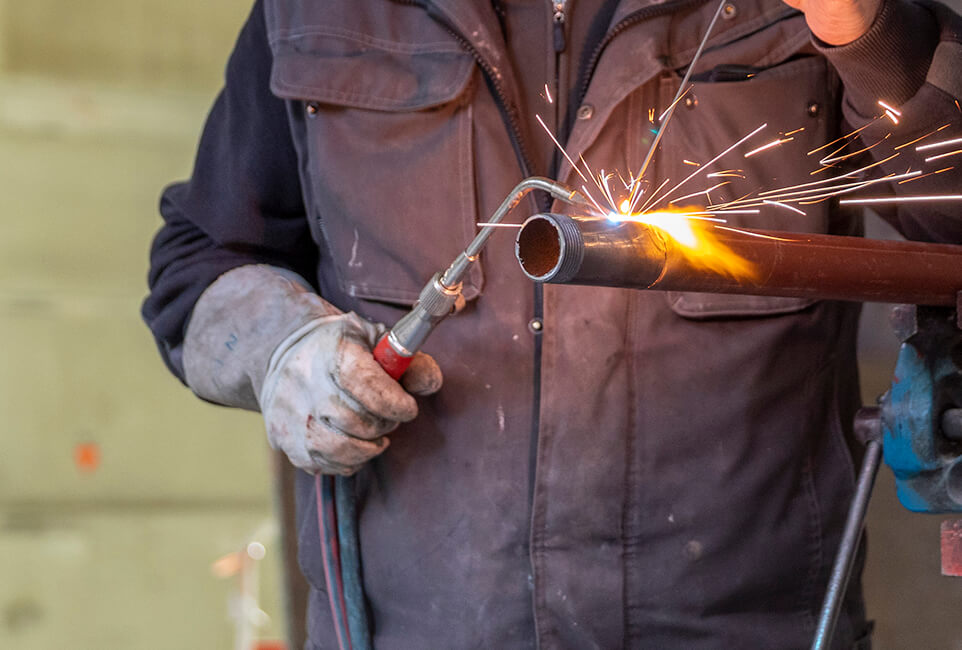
[270,32,482,305]
[655,55,842,319]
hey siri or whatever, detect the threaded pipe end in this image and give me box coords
[516,213,584,283]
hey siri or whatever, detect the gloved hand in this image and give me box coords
[259,311,442,474]
[183,265,442,475]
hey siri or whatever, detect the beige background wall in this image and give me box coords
[0,2,285,648]
[0,1,960,648]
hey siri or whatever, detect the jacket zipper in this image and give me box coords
[393,0,537,178]
[392,0,547,546]
[552,0,569,52]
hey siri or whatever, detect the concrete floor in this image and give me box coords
[1,1,961,647]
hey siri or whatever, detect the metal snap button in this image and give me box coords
[807,101,820,117]
[722,3,737,19]
[577,104,594,120]
[306,102,320,117]
[528,318,544,333]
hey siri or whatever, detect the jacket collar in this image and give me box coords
[611,0,675,23]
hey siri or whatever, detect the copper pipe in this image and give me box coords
[515,213,962,306]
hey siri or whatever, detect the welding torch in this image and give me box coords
[329,177,589,650]
[371,177,590,379]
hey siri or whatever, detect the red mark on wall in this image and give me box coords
[255,642,287,650]
[74,442,101,473]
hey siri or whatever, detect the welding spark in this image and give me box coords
[683,215,730,223]
[599,170,619,214]
[763,200,807,216]
[536,113,605,211]
[895,124,952,150]
[543,84,554,104]
[744,137,794,158]
[818,133,890,166]
[636,177,673,214]
[650,123,768,210]
[839,195,962,205]
[657,86,694,122]
[670,182,730,204]
[612,210,742,224]
[528,7,952,280]
[808,120,878,156]
[758,152,904,197]
[537,114,586,182]
[713,225,798,241]
[581,184,610,215]
[878,100,902,117]
[898,167,954,184]
[924,148,962,164]
[712,169,922,209]
[707,170,746,179]
[476,222,524,228]
[916,136,962,152]
[627,0,729,200]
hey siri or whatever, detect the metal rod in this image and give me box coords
[811,439,883,650]
[632,0,728,191]
[515,213,962,306]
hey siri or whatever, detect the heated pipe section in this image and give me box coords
[515,213,962,306]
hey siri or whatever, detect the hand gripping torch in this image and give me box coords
[371,176,590,379]
[322,177,589,650]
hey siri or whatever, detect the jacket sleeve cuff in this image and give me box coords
[183,264,334,411]
[816,0,939,117]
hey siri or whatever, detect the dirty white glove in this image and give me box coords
[258,312,442,474]
[183,265,442,475]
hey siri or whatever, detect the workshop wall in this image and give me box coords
[0,1,286,648]
[0,1,960,648]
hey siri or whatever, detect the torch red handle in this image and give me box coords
[373,334,413,381]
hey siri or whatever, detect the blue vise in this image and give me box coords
[880,302,962,512]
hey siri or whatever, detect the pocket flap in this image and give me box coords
[266,28,481,309]
[269,30,474,111]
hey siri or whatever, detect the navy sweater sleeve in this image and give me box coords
[819,0,962,243]
[142,0,316,381]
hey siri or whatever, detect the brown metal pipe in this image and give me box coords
[515,213,962,306]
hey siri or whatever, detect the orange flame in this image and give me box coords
[612,203,758,280]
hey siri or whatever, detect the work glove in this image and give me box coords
[183,265,442,475]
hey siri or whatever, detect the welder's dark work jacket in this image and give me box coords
[144,0,962,646]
